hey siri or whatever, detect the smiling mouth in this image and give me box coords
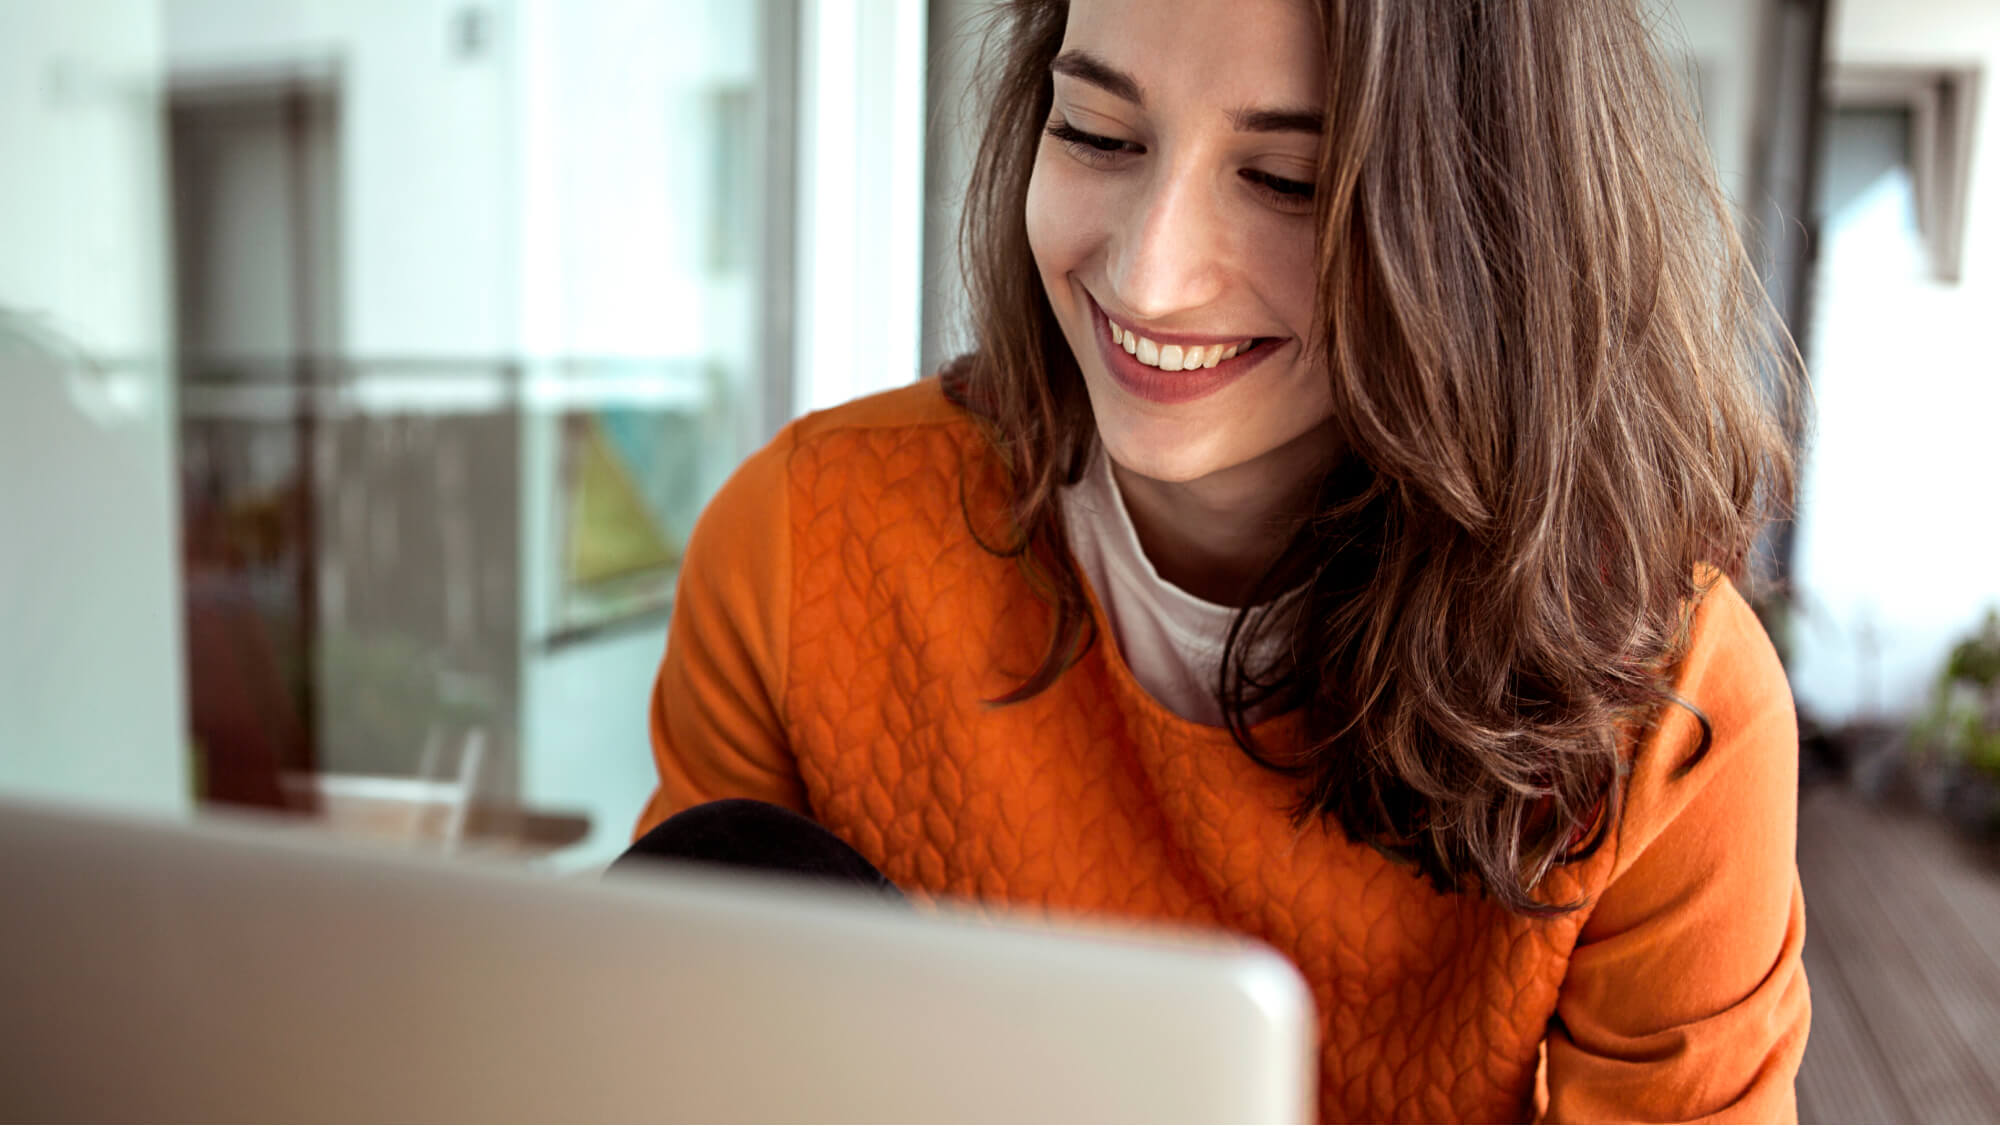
[1104,320,1274,371]
[1092,300,1277,372]
[1086,297,1282,406]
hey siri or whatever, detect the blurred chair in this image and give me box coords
[281,725,485,852]
[280,726,590,860]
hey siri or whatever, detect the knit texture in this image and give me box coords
[638,379,1810,1123]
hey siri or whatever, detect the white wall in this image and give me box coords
[166,0,517,357]
[795,0,929,414]
[516,630,666,867]
[0,0,191,814]
[533,0,758,359]
[1787,0,2000,724]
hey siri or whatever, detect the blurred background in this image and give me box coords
[1,0,1996,1119]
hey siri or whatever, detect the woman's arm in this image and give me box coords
[633,423,808,839]
[1542,577,1811,1123]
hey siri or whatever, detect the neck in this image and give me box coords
[1109,427,1333,607]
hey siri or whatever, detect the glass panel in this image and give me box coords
[2,0,784,869]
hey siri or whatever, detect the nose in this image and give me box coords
[1104,163,1228,321]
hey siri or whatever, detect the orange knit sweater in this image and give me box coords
[636,380,1810,1123]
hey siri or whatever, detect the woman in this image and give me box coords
[632,0,1810,1120]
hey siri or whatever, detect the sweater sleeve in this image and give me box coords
[633,422,807,840]
[1542,577,1811,1124]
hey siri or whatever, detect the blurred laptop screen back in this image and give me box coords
[0,797,1316,1122]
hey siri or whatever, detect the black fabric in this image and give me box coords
[608,798,903,900]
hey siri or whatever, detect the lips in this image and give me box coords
[1087,296,1277,406]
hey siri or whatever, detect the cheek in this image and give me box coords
[1023,156,1067,283]
[1024,152,1102,282]
[1248,216,1319,331]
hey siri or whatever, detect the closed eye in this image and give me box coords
[1240,168,1315,211]
[1044,119,1141,163]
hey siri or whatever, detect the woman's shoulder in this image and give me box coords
[1670,571,1792,759]
[786,376,977,449]
[1613,571,1797,870]
[1558,571,1809,1122]
[698,376,994,554]
[765,377,1004,525]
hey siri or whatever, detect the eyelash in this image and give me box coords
[1042,119,1316,212]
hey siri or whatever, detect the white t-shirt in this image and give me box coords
[1060,446,1287,727]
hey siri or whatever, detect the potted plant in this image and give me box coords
[1909,608,2000,837]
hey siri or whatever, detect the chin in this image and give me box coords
[1091,409,1243,485]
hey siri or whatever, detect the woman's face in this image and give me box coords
[1025,0,1332,489]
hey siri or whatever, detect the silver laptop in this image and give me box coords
[0,796,1316,1122]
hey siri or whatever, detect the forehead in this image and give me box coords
[1057,0,1325,111]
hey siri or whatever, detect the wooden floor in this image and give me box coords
[1796,783,2000,1123]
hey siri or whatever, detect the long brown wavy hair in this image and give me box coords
[942,0,1806,915]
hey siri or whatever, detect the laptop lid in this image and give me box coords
[0,796,1316,1122]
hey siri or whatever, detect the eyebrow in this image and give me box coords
[1049,50,1143,105]
[1229,107,1325,135]
[1048,50,1324,135]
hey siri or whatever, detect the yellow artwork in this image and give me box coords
[565,416,681,586]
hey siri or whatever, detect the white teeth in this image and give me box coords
[1107,318,1253,371]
